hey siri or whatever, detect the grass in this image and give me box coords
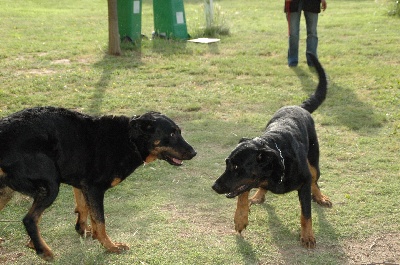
[0,0,399,264]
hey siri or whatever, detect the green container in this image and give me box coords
[117,0,142,43]
[153,0,188,40]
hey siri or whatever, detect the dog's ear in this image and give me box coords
[257,148,283,165]
[129,113,156,138]
[256,149,275,164]
[257,148,285,175]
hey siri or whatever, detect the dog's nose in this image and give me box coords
[189,149,197,158]
[212,182,222,193]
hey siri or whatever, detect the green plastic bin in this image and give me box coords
[153,0,189,40]
[117,0,142,43]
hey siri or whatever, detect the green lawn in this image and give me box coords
[0,0,399,264]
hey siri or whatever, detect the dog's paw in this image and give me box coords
[38,250,55,262]
[234,192,250,234]
[234,209,249,233]
[249,188,267,206]
[106,242,130,254]
[312,194,332,208]
[234,219,248,234]
[35,245,55,261]
[26,239,35,249]
[249,196,265,206]
[300,235,316,249]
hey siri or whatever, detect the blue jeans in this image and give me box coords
[287,1,319,66]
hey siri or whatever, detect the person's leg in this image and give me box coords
[287,10,301,67]
[304,11,319,66]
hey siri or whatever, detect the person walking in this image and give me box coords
[285,0,327,67]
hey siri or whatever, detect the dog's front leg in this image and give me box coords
[90,220,129,253]
[234,191,250,234]
[83,186,129,253]
[298,184,316,248]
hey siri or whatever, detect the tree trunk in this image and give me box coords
[108,0,121,55]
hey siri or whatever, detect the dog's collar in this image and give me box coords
[273,142,286,184]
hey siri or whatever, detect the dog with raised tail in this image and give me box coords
[212,52,332,249]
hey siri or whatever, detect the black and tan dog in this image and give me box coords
[212,52,332,248]
[0,107,196,261]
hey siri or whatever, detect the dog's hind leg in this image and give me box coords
[7,155,62,261]
[0,186,14,211]
[0,169,15,211]
[73,188,92,237]
[23,181,59,261]
[234,191,250,234]
[0,181,14,245]
[249,188,267,205]
[308,161,332,208]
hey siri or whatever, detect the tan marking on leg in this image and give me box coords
[25,206,54,261]
[91,221,129,253]
[73,188,91,237]
[26,239,35,249]
[249,188,267,205]
[308,161,332,208]
[111,177,122,187]
[86,203,129,252]
[0,186,14,211]
[0,168,14,211]
[234,191,250,234]
[0,177,6,243]
[37,244,54,261]
[88,214,98,240]
[300,213,316,249]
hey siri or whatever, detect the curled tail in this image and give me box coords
[300,52,328,114]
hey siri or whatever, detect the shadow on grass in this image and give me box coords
[266,202,344,263]
[151,39,191,56]
[291,67,384,132]
[235,235,260,265]
[235,201,345,264]
[151,38,220,56]
[89,51,143,115]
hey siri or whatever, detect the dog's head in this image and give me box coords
[212,138,284,198]
[129,112,196,166]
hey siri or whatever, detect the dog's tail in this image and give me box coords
[300,52,327,114]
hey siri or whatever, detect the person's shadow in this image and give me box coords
[291,67,384,132]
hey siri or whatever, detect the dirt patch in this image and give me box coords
[51,59,70,65]
[343,233,400,264]
[0,247,24,264]
[161,202,233,237]
[15,69,57,76]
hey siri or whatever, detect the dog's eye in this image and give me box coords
[233,164,238,170]
[170,132,175,138]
